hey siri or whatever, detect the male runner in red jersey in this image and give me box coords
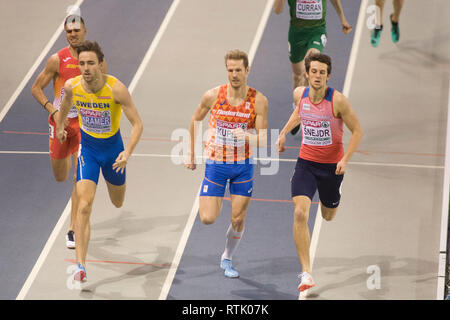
[277,53,362,292]
[31,15,106,249]
[185,49,268,278]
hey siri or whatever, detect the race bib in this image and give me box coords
[215,119,248,147]
[302,118,332,146]
[79,108,112,134]
[49,123,54,139]
[296,0,323,20]
[55,88,78,118]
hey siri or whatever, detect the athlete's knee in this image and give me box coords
[77,199,93,217]
[54,171,69,182]
[293,206,309,224]
[111,197,124,208]
[199,211,217,225]
[321,208,337,222]
[231,214,245,231]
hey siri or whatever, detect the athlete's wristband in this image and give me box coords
[43,100,50,110]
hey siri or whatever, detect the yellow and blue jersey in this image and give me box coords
[71,75,126,186]
[71,75,122,139]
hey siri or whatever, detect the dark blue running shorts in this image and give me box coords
[291,157,344,208]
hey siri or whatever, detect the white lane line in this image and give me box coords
[0,0,84,123]
[247,0,273,66]
[157,0,274,300]
[128,0,180,94]
[436,73,450,300]
[299,0,369,300]
[1,151,444,169]
[299,204,323,300]
[158,185,201,300]
[14,0,179,300]
[342,0,368,98]
[14,0,86,301]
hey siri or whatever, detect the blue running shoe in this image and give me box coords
[74,263,87,283]
[220,259,239,278]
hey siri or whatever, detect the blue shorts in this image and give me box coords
[291,158,344,208]
[200,159,254,198]
[77,130,126,186]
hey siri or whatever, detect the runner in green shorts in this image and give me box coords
[273,0,353,134]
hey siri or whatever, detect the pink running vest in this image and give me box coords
[298,87,344,163]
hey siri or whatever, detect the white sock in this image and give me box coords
[221,224,244,261]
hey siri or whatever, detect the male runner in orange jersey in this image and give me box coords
[185,49,268,278]
[31,15,106,249]
[277,53,362,292]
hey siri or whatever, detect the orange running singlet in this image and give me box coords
[206,84,257,162]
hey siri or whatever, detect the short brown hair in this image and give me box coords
[224,49,249,69]
[76,40,104,63]
[305,52,332,75]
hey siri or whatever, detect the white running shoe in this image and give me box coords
[298,272,315,292]
[66,230,75,249]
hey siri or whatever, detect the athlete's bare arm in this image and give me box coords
[333,91,363,174]
[184,87,219,170]
[329,0,353,34]
[31,54,59,115]
[273,0,285,14]
[112,79,144,174]
[232,92,268,148]
[55,78,74,143]
[277,86,305,153]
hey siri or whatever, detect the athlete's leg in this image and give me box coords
[320,204,338,222]
[229,194,250,232]
[50,156,72,182]
[292,195,313,274]
[291,61,305,90]
[199,196,223,225]
[375,0,386,25]
[392,0,404,23]
[105,181,126,208]
[221,194,250,260]
[68,152,78,232]
[75,179,97,267]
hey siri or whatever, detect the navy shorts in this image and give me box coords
[77,130,126,186]
[200,159,254,198]
[291,158,344,208]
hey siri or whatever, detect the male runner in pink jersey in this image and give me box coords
[185,49,268,278]
[31,15,106,249]
[277,53,363,292]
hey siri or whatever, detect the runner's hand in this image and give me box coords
[342,21,352,34]
[232,127,246,141]
[56,128,67,144]
[335,159,347,175]
[113,150,129,174]
[276,134,286,153]
[184,156,196,171]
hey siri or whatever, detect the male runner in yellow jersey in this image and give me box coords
[32,15,108,249]
[55,41,143,283]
